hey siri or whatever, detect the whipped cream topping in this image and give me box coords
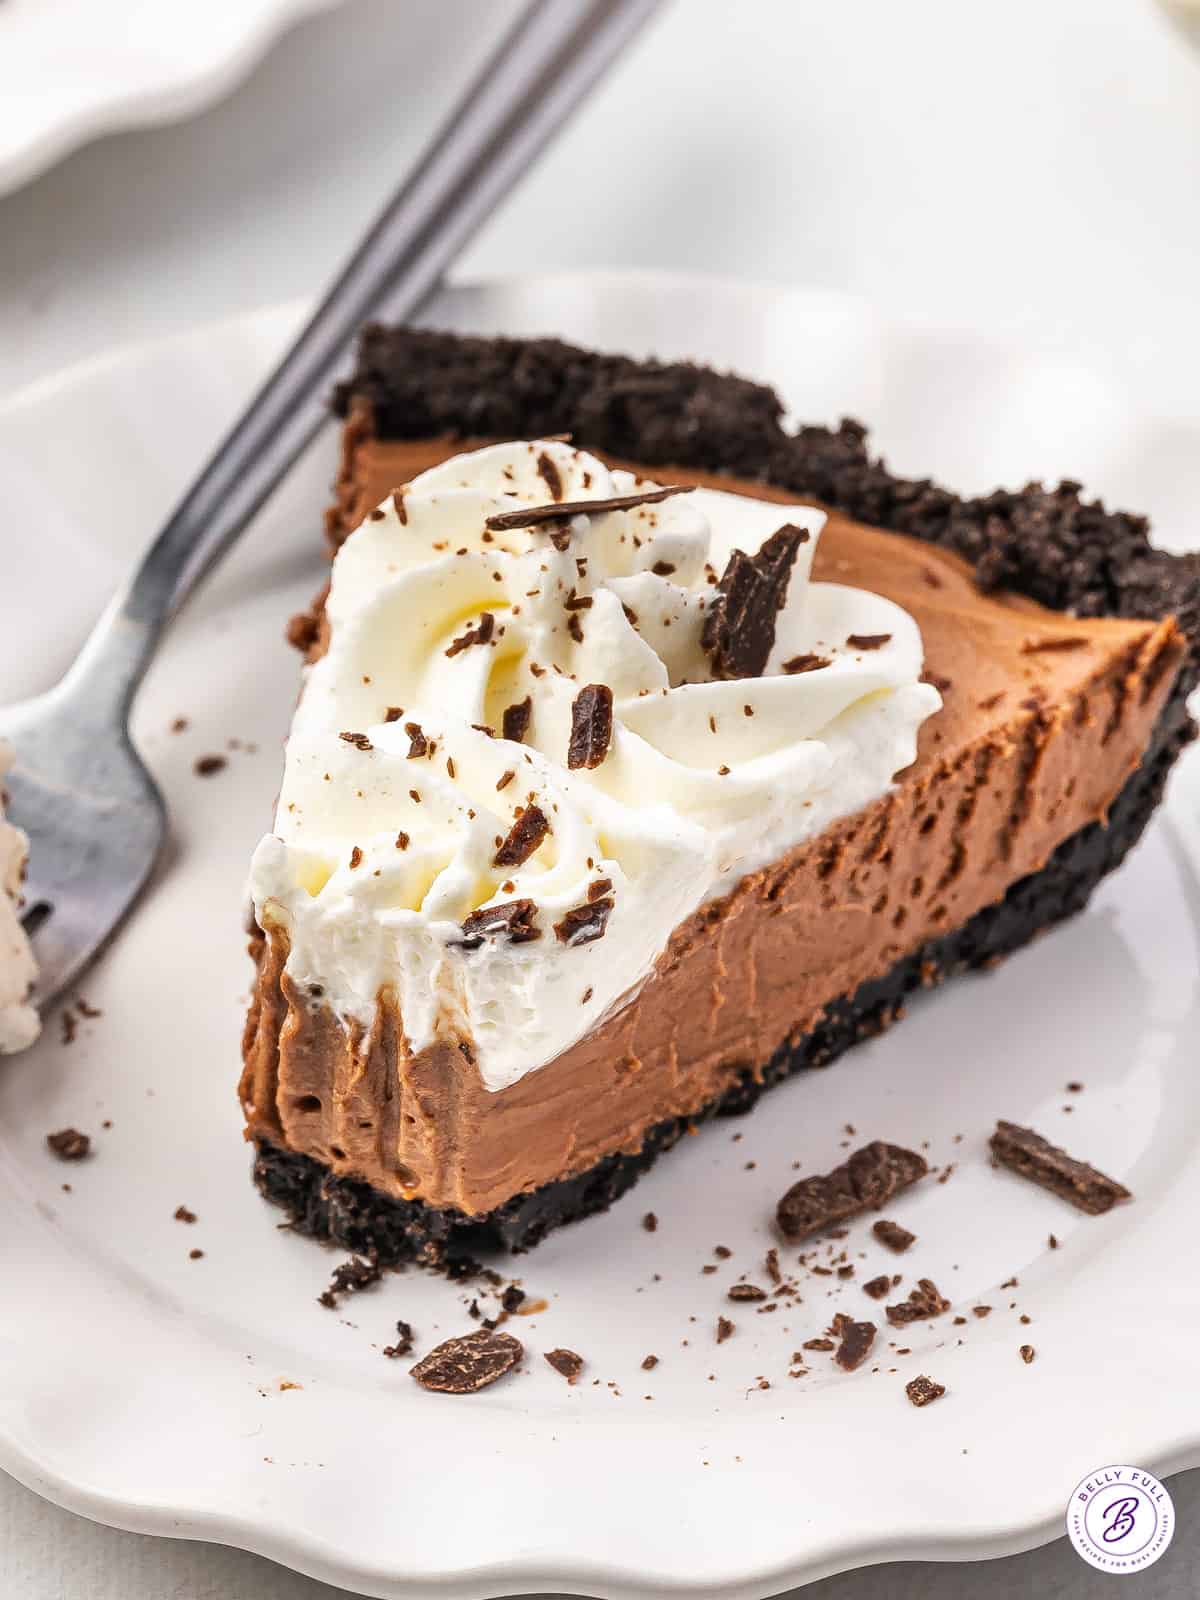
[0,741,40,1054]
[251,441,940,1091]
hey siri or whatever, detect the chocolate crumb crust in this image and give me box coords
[777,1140,928,1240]
[410,1329,523,1393]
[990,1120,1132,1215]
[906,1374,946,1407]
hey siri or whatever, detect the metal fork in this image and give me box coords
[1,0,662,1013]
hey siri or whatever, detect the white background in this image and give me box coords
[1,1,1199,1595]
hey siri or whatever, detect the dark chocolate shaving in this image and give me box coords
[410,1329,523,1393]
[834,1318,876,1372]
[863,1274,892,1300]
[886,1278,950,1327]
[727,1283,767,1303]
[701,524,805,680]
[383,1320,415,1358]
[46,1128,90,1161]
[776,1140,928,1240]
[872,1218,916,1253]
[459,899,541,949]
[906,1374,946,1407]
[502,697,532,743]
[846,632,892,651]
[493,804,550,868]
[445,611,495,657]
[782,653,832,675]
[404,722,428,758]
[485,484,693,532]
[716,1316,735,1344]
[536,451,564,502]
[567,684,613,769]
[339,731,373,751]
[544,1347,584,1382]
[554,894,614,947]
[989,1120,1131,1214]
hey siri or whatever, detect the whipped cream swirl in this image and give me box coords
[251,441,940,1090]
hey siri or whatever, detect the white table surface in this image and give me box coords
[2,1,1199,1594]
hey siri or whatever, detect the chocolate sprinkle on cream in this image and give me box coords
[493,804,550,868]
[339,731,373,751]
[46,1128,90,1161]
[834,1318,876,1372]
[502,696,532,743]
[554,892,614,947]
[194,754,228,776]
[544,1347,584,1382]
[783,653,832,675]
[906,1374,946,1407]
[485,484,693,532]
[702,524,805,680]
[990,1120,1131,1215]
[536,451,564,502]
[846,632,892,651]
[404,722,428,758]
[410,1329,523,1393]
[445,611,495,657]
[777,1141,928,1240]
[460,899,541,949]
[886,1278,951,1327]
[567,683,613,769]
[873,1218,917,1253]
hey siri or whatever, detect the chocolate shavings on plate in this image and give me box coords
[863,1274,892,1300]
[493,804,550,868]
[701,524,806,680]
[567,684,613,769]
[906,1374,946,1407]
[776,1140,928,1240]
[886,1278,951,1327]
[544,1348,585,1382]
[46,1128,90,1161]
[383,1320,415,1359]
[460,899,541,949]
[485,484,693,532]
[989,1120,1131,1214]
[872,1218,917,1253]
[833,1318,876,1372]
[410,1329,523,1393]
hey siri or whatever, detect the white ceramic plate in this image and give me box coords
[0,0,345,197]
[1,273,1199,1599]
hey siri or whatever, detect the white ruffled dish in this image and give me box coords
[0,0,344,197]
[0,272,1198,1598]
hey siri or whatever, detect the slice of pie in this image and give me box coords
[241,328,1197,1263]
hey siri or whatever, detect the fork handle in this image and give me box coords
[62,0,662,724]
